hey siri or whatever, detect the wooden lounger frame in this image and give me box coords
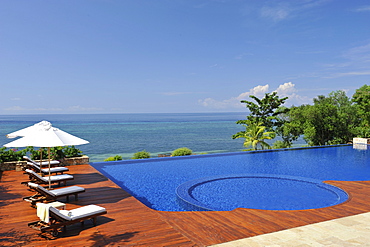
[28,209,107,237]
[23,184,85,207]
[22,170,73,187]
[23,162,68,175]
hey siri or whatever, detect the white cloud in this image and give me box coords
[3,105,102,113]
[322,42,370,78]
[3,106,63,112]
[276,82,312,105]
[275,82,297,96]
[343,42,370,62]
[199,97,242,109]
[199,82,311,109]
[4,106,25,111]
[261,4,290,22]
[199,84,270,109]
[10,97,21,101]
[161,92,186,96]
[259,0,330,22]
[68,105,103,112]
[236,84,270,100]
[160,91,203,96]
[324,70,370,79]
[235,52,253,60]
[354,6,370,12]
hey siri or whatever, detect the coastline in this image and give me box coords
[0,113,307,163]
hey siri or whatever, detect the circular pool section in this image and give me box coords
[176,174,348,211]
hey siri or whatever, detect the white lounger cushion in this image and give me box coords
[25,169,73,182]
[36,160,60,166]
[27,162,69,173]
[48,186,85,196]
[50,205,107,221]
[23,156,60,166]
[28,182,85,197]
[47,174,73,181]
[40,166,69,173]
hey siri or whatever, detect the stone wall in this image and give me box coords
[0,161,27,171]
[0,155,90,171]
[61,156,90,166]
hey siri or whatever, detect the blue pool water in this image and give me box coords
[92,145,370,211]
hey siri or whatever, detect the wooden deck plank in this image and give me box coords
[1,164,370,246]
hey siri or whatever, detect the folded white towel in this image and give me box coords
[36,203,51,223]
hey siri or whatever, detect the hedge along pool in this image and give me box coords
[91,145,370,211]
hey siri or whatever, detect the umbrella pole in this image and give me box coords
[48,147,51,189]
[39,148,43,176]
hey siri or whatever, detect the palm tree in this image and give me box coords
[232,121,275,150]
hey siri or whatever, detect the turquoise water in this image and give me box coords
[0,113,306,162]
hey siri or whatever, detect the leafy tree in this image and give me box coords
[237,92,289,130]
[232,121,275,150]
[274,106,302,148]
[352,84,370,137]
[288,90,359,146]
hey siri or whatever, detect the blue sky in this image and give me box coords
[1,0,370,114]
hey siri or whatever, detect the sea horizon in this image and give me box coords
[0,112,305,162]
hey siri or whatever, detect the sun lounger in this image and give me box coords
[28,203,107,237]
[23,169,74,187]
[23,182,85,207]
[23,155,61,168]
[24,161,69,175]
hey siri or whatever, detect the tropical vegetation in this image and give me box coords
[234,84,370,149]
[104,155,123,161]
[172,147,192,156]
[0,146,84,163]
[234,92,287,150]
[132,150,150,159]
[232,120,275,150]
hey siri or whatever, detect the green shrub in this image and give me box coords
[104,155,123,162]
[26,146,83,160]
[132,150,150,159]
[0,146,84,163]
[0,147,27,163]
[62,146,83,158]
[272,140,290,149]
[172,147,192,156]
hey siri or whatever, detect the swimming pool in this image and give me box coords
[92,145,370,211]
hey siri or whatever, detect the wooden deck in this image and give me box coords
[1,164,370,246]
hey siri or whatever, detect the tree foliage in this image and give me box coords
[172,147,192,156]
[237,92,289,130]
[104,155,123,161]
[234,92,288,149]
[232,121,275,150]
[234,85,368,149]
[132,150,150,159]
[288,90,360,145]
[352,84,370,137]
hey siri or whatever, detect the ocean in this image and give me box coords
[0,112,305,162]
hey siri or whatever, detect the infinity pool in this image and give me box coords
[92,145,370,211]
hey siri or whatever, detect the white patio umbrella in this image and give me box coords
[4,121,89,188]
[6,121,53,165]
[6,120,52,139]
